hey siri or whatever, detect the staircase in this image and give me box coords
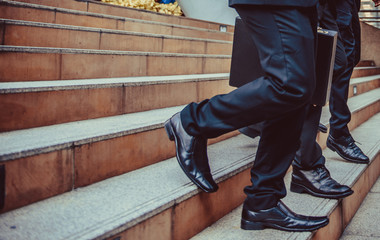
[0,1,379,239]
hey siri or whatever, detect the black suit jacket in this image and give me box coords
[229,0,317,7]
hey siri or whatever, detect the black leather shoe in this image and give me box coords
[241,201,329,232]
[164,113,218,193]
[318,123,328,133]
[291,166,353,199]
[326,134,369,164]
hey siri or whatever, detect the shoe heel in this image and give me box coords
[241,219,265,230]
[164,120,174,141]
[290,182,305,194]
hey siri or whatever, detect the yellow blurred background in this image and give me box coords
[101,0,183,16]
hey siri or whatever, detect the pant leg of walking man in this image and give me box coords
[235,0,355,200]
[165,2,329,232]
[291,0,355,199]
[326,0,369,163]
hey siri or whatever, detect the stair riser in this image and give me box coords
[10,0,235,33]
[347,101,380,132]
[0,4,233,41]
[1,97,377,214]
[2,74,377,133]
[312,153,380,240]
[11,0,88,11]
[0,79,234,131]
[0,51,231,82]
[348,77,380,98]
[3,53,378,83]
[104,168,251,240]
[73,130,237,189]
[0,128,238,213]
[351,67,380,78]
[74,129,175,189]
[356,60,375,67]
[170,26,232,41]
[2,23,232,55]
[0,149,73,213]
[162,38,231,55]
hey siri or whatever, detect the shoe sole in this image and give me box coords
[164,119,217,193]
[290,181,354,199]
[326,140,369,164]
[241,218,329,232]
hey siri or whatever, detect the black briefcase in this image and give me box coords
[229,17,337,106]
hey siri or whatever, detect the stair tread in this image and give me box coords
[191,112,380,240]
[0,0,233,35]
[0,133,258,240]
[0,45,231,58]
[1,87,379,162]
[0,72,376,93]
[0,18,232,44]
[0,105,184,161]
[350,74,380,85]
[1,111,379,240]
[0,73,230,93]
[345,87,380,112]
[355,66,380,70]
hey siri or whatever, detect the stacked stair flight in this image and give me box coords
[0,0,379,239]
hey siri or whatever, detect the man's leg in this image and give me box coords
[244,107,307,211]
[293,105,324,169]
[172,5,316,195]
[166,4,317,194]
[326,0,369,163]
[241,106,328,231]
[166,5,329,232]
[291,105,353,198]
[329,0,354,137]
[289,2,353,199]
[181,6,316,139]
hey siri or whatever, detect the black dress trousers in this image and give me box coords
[294,1,345,169]
[293,104,325,169]
[329,0,360,137]
[180,5,317,211]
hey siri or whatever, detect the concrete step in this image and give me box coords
[0,111,379,240]
[1,45,378,83]
[318,87,380,150]
[348,74,380,98]
[351,66,380,78]
[0,87,379,214]
[0,45,231,81]
[0,105,239,213]
[0,133,257,240]
[356,60,376,67]
[0,18,232,54]
[0,73,234,131]
[192,112,380,240]
[10,0,235,33]
[0,0,233,41]
[1,72,378,133]
[340,176,380,239]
